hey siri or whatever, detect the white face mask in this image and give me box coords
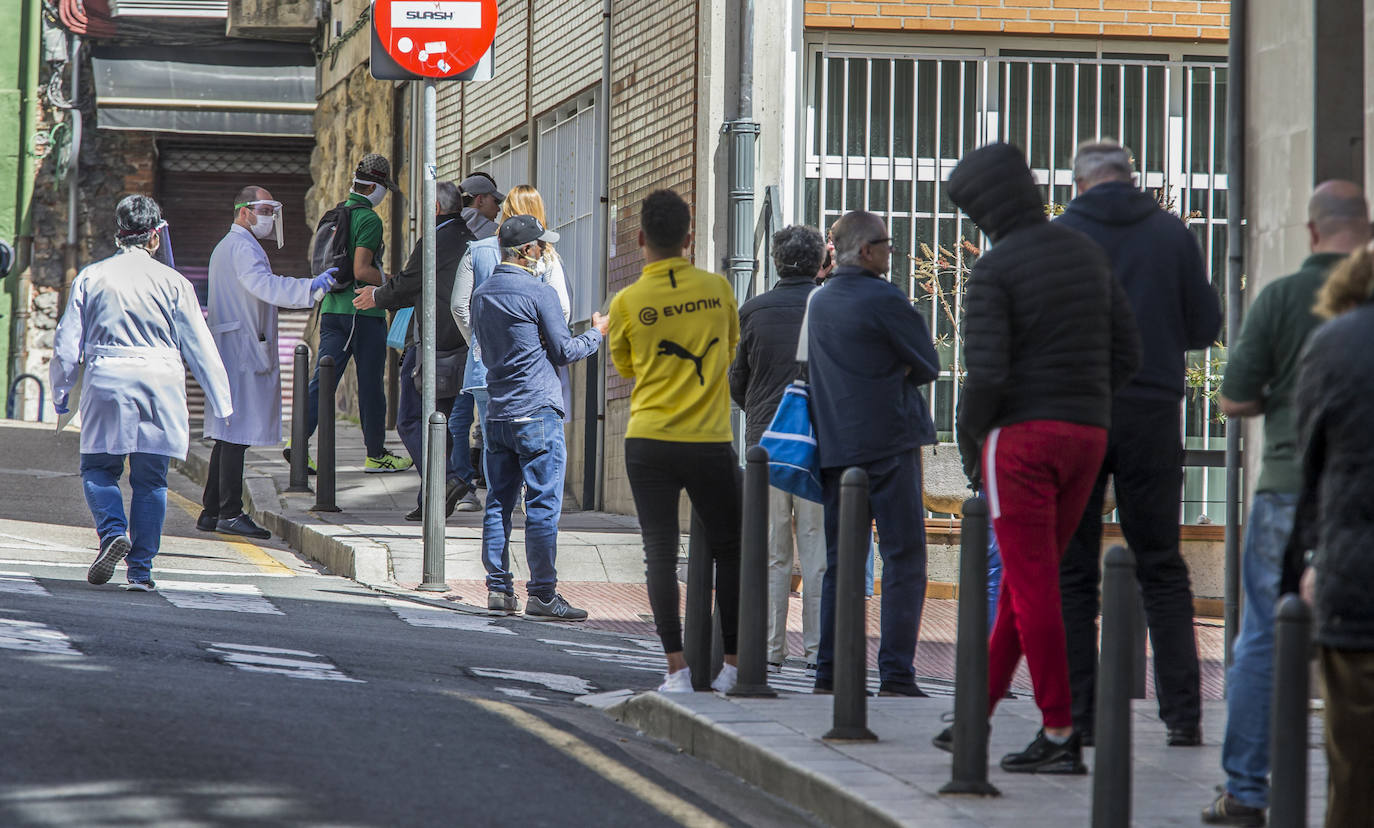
[354,178,387,207]
[251,213,275,239]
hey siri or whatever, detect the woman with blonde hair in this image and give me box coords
[1314,243,1374,319]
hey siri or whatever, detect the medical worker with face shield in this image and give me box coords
[50,195,233,591]
[198,186,339,539]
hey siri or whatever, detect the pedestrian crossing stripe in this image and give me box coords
[470,668,595,695]
[206,643,361,683]
[384,599,516,634]
[0,619,80,656]
[160,582,283,615]
[0,571,51,597]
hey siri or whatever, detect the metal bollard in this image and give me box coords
[311,356,340,513]
[940,496,1000,796]
[287,344,311,493]
[1131,585,1148,699]
[684,510,714,691]
[730,445,777,697]
[418,411,448,591]
[1269,595,1312,828]
[1092,545,1136,828]
[824,467,877,742]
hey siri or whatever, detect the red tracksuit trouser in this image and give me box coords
[983,419,1108,729]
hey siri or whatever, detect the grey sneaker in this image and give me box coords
[122,580,157,592]
[488,591,519,616]
[456,491,482,512]
[88,535,130,585]
[524,593,588,622]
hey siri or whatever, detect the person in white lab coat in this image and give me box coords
[199,186,339,539]
[50,195,233,590]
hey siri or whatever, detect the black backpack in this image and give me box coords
[310,201,368,292]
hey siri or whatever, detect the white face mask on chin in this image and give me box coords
[354,178,387,207]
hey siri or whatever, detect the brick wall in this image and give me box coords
[806,0,1230,40]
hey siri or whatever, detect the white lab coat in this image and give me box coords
[50,247,232,458]
[203,224,315,446]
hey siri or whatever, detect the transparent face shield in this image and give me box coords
[151,220,175,269]
[236,199,285,249]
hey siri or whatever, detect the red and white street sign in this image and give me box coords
[373,0,498,79]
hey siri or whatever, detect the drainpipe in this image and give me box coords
[60,36,82,313]
[586,0,612,511]
[1222,0,1246,671]
[722,0,759,309]
[10,0,42,402]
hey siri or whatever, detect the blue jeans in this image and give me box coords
[481,407,566,600]
[448,391,477,485]
[396,347,457,505]
[816,450,928,687]
[1222,491,1298,808]
[988,523,1003,630]
[306,313,388,457]
[80,452,170,583]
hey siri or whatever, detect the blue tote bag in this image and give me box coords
[758,287,823,502]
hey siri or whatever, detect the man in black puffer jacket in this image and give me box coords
[729,225,827,671]
[944,143,1141,775]
[1055,142,1220,748]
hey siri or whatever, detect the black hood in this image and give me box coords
[945,143,1045,242]
[1062,180,1159,226]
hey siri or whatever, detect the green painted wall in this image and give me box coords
[1,0,41,408]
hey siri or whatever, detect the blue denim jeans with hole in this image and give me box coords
[481,407,565,600]
[1222,490,1299,808]
[81,452,170,583]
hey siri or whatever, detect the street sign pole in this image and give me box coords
[419,76,443,584]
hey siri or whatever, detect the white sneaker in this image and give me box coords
[657,667,693,693]
[711,663,738,694]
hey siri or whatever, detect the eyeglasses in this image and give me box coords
[868,237,893,247]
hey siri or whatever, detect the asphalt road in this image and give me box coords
[0,422,816,828]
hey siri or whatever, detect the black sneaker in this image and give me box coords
[488,591,519,616]
[217,514,271,540]
[121,580,157,592]
[88,535,130,585]
[444,479,470,517]
[1000,729,1087,774]
[1167,725,1203,747]
[878,681,929,697]
[932,726,954,753]
[196,511,219,532]
[283,446,316,475]
[524,593,588,622]
[404,504,423,522]
[1200,791,1265,826]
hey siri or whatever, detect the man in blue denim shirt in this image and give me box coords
[1202,181,1369,826]
[471,215,609,621]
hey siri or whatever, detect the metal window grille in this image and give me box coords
[536,95,600,323]
[804,49,1230,523]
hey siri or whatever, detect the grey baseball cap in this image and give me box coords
[460,174,505,202]
[355,153,402,193]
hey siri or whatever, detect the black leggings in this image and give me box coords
[625,438,741,655]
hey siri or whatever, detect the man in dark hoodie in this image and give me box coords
[1054,141,1221,748]
[939,143,1141,774]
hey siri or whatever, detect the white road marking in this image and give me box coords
[206,643,361,683]
[0,571,50,596]
[0,619,80,656]
[159,582,283,615]
[0,558,294,578]
[385,600,516,634]
[495,687,545,700]
[470,669,594,695]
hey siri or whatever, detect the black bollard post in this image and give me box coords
[1093,545,1136,828]
[311,356,340,513]
[940,496,1000,796]
[730,446,777,697]
[1269,595,1312,828]
[1131,584,1148,699]
[684,510,713,691]
[287,344,311,493]
[824,467,878,742]
[418,412,448,591]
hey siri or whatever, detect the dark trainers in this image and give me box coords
[878,681,929,697]
[524,593,588,622]
[1201,792,1265,826]
[444,479,471,516]
[932,726,954,753]
[1000,729,1087,775]
[88,535,130,585]
[217,514,271,540]
[488,591,519,616]
[1167,725,1203,747]
[121,580,157,592]
[196,511,219,532]
[404,504,423,522]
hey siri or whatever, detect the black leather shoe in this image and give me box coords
[1167,725,1203,747]
[932,726,953,753]
[1000,729,1087,775]
[217,514,271,540]
[878,681,929,697]
[444,479,470,517]
[404,504,423,522]
[196,511,219,532]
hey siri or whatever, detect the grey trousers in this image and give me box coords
[767,486,826,664]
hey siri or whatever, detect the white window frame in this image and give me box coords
[535,91,601,324]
